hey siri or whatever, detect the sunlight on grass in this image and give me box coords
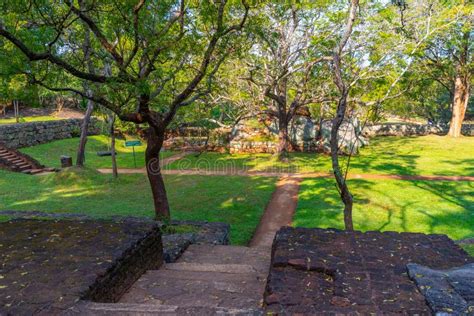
[0,169,276,245]
[0,116,61,124]
[461,244,474,257]
[167,135,474,176]
[294,178,474,241]
[20,135,177,169]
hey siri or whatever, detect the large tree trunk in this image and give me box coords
[330,96,354,231]
[448,74,470,138]
[145,127,170,220]
[276,114,290,160]
[448,30,471,138]
[76,96,94,167]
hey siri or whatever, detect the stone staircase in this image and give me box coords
[0,143,55,175]
[75,244,271,315]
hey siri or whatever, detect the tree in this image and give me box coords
[418,2,473,137]
[76,4,95,167]
[323,0,465,230]
[329,0,359,231]
[377,1,473,133]
[0,0,249,220]
[208,58,263,130]
[247,3,329,160]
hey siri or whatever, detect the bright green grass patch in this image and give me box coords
[168,135,474,176]
[168,152,293,173]
[20,135,176,169]
[0,215,10,222]
[0,169,276,245]
[350,135,474,176]
[0,116,61,125]
[461,244,474,257]
[294,178,474,241]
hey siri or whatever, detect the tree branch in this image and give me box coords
[0,25,109,83]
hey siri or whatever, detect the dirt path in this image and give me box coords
[97,167,474,181]
[248,177,301,248]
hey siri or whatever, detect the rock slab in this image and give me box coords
[265,227,473,314]
[407,263,474,315]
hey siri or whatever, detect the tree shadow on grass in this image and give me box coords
[410,180,474,238]
[347,137,420,175]
[295,177,474,240]
[437,158,474,176]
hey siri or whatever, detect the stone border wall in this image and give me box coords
[363,123,474,137]
[164,122,474,154]
[0,118,100,148]
[83,224,163,303]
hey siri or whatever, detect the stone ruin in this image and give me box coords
[163,116,473,155]
[228,116,369,155]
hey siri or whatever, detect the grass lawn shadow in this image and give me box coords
[294,177,474,241]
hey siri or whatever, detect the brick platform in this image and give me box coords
[0,219,162,315]
[265,227,473,314]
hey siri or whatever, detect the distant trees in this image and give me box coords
[375,1,473,132]
[246,3,330,160]
[416,2,472,137]
[0,0,249,220]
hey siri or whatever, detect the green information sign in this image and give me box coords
[124,140,142,168]
[124,140,142,147]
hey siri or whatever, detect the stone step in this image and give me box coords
[16,161,31,167]
[119,268,266,309]
[0,145,47,175]
[165,263,258,274]
[0,154,15,159]
[29,169,44,175]
[71,301,263,315]
[17,166,33,172]
[177,245,270,274]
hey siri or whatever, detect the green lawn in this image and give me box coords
[0,116,62,124]
[0,168,276,245]
[21,135,177,169]
[463,244,474,256]
[294,178,474,242]
[167,135,474,176]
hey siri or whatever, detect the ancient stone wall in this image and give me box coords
[0,118,100,148]
[164,121,474,154]
[363,123,474,137]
